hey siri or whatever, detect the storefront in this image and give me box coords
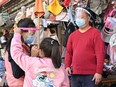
[0,0,116,86]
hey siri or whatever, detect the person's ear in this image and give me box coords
[87,16,91,21]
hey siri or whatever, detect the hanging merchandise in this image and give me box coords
[109,33,116,64]
[112,0,116,9]
[76,0,89,7]
[56,6,73,22]
[34,0,45,18]
[30,7,36,20]
[0,35,7,44]
[41,19,47,28]
[26,7,36,20]
[62,0,71,7]
[33,18,39,27]
[0,13,9,26]
[68,6,74,23]
[109,33,116,72]
[26,8,31,18]
[101,17,116,43]
[0,15,4,26]
[15,6,26,24]
[43,0,50,19]
[47,0,63,15]
[104,3,113,22]
[109,9,116,17]
[56,11,68,22]
[89,0,108,15]
[46,20,59,25]
[63,21,77,47]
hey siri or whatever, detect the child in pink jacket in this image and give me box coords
[10,27,69,87]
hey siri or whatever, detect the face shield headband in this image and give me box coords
[75,7,91,18]
[19,27,39,31]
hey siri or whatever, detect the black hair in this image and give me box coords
[47,24,57,29]
[5,34,13,52]
[5,33,25,78]
[17,18,35,32]
[47,24,58,34]
[83,7,97,21]
[40,37,61,68]
[106,54,110,60]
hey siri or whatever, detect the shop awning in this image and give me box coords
[0,0,8,6]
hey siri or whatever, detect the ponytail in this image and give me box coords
[51,41,61,68]
[40,38,62,69]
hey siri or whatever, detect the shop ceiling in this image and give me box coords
[0,0,35,16]
[0,0,35,29]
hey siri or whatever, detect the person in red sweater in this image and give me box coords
[65,7,105,87]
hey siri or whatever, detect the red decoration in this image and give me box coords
[0,0,8,6]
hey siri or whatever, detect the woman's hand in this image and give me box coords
[14,27,21,34]
[31,45,39,57]
[92,73,102,85]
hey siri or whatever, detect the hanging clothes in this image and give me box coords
[63,21,77,47]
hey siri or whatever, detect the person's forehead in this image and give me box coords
[28,30,35,35]
[75,7,90,17]
[76,11,88,18]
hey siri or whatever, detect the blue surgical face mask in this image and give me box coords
[75,19,86,28]
[24,36,34,44]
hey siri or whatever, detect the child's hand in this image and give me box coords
[31,45,39,57]
[66,67,71,76]
[14,27,21,34]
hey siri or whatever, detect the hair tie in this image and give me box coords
[51,40,54,44]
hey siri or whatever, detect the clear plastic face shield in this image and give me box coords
[19,27,38,45]
[27,30,38,45]
[75,7,91,28]
[75,7,91,19]
[28,30,36,36]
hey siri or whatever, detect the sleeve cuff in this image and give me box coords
[14,33,21,39]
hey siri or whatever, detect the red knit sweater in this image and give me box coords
[65,27,105,74]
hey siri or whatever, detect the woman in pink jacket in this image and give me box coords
[10,27,69,87]
[5,18,38,87]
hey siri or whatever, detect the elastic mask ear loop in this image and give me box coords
[51,40,54,44]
